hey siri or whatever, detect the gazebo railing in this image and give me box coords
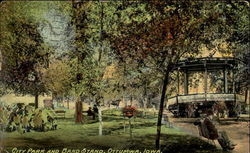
[167,93,244,106]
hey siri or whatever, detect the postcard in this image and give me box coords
[0,1,249,153]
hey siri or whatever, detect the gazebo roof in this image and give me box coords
[174,57,240,71]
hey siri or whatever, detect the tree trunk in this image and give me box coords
[98,106,103,136]
[156,71,169,149]
[75,101,83,123]
[123,116,126,132]
[245,89,249,104]
[143,80,148,109]
[34,93,39,109]
[144,96,149,109]
[130,96,133,106]
[124,97,127,106]
[143,97,148,118]
[52,93,56,109]
[129,117,132,139]
[117,100,120,109]
[67,99,69,109]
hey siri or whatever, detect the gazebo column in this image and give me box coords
[184,69,188,95]
[232,68,237,104]
[204,62,208,102]
[177,68,180,95]
[204,68,208,93]
[176,69,180,104]
[232,69,235,93]
[224,67,228,93]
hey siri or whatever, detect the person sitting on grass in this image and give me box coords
[194,109,236,151]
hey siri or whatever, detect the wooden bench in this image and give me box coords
[82,110,96,120]
[54,110,66,119]
[82,111,88,114]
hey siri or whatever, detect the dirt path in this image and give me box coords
[168,113,250,153]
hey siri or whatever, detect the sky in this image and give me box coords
[38,3,74,57]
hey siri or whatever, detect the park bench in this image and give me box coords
[82,111,88,114]
[82,110,96,120]
[54,110,66,119]
[82,110,89,116]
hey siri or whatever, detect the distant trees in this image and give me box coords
[41,59,73,102]
[227,2,249,104]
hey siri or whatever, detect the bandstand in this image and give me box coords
[167,57,244,117]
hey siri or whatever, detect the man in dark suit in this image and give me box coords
[194,109,236,151]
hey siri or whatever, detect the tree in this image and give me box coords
[70,1,108,128]
[70,1,114,135]
[0,1,60,108]
[41,59,73,102]
[226,2,249,105]
[0,15,48,108]
[108,1,244,149]
[70,0,90,123]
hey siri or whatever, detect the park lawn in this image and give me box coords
[2,110,224,153]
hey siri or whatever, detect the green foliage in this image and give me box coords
[71,58,103,98]
[0,1,248,105]
[0,2,49,96]
[226,2,249,90]
[0,84,9,97]
[108,1,249,94]
[41,59,73,98]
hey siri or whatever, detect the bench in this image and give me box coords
[54,110,66,119]
[82,110,96,120]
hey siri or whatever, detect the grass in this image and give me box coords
[2,109,225,153]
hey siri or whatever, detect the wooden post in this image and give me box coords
[184,70,188,95]
[224,67,228,93]
[204,62,208,102]
[233,69,235,94]
[34,93,39,109]
[177,69,180,95]
[232,69,237,107]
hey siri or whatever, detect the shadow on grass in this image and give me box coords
[103,121,156,135]
[100,134,225,153]
[173,119,196,124]
[160,134,224,153]
[5,137,66,150]
[4,134,224,153]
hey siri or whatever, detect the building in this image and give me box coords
[167,57,245,117]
